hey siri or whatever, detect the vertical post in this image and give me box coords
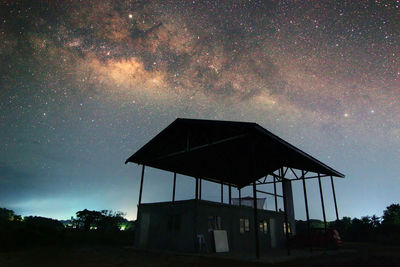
[281,167,290,255]
[330,176,339,221]
[273,176,278,212]
[238,188,242,206]
[199,178,202,200]
[229,184,232,205]
[301,170,311,251]
[172,172,176,203]
[221,182,224,203]
[318,173,327,231]
[252,182,260,259]
[195,177,199,200]
[138,165,145,206]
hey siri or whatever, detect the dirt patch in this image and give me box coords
[1,243,399,266]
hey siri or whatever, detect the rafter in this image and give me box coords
[150,133,248,162]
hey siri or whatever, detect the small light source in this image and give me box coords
[128,14,133,19]
[344,113,349,118]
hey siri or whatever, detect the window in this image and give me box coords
[216,216,222,230]
[208,216,213,231]
[259,220,268,233]
[283,222,291,235]
[208,216,222,231]
[167,214,181,232]
[240,218,250,234]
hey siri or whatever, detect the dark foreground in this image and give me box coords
[1,242,399,266]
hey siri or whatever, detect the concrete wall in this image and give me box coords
[196,200,286,254]
[135,199,292,254]
[135,200,197,252]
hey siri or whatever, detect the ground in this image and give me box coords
[1,243,399,266]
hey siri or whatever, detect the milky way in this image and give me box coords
[0,1,399,220]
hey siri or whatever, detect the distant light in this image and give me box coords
[120,225,126,231]
[128,14,133,19]
[371,110,375,114]
[344,113,349,118]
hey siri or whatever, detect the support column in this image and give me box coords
[252,182,260,259]
[330,176,339,221]
[281,167,290,255]
[138,165,145,206]
[229,184,232,205]
[318,173,327,231]
[238,189,242,206]
[301,170,311,251]
[199,178,202,200]
[195,177,199,200]
[172,172,176,202]
[221,182,224,203]
[273,176,278,212]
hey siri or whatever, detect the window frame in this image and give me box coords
[283,222,291,235]
[259,220,268,234]
[240,218,250,234]
[208,215,222,231]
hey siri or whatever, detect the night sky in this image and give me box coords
[1,1,399,221]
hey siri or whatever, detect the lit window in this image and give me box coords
[259,220,268,233]
[240,218,250,233]
[283,222,291,235]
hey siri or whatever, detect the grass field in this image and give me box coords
[1,242,399,266]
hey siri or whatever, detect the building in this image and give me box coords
[125,118,344,258]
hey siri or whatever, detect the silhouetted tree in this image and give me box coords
[75,209,103,231]
[24,216,64,231]
[0,207,15,222]
[382,204,400,227]
[74,209,128,232]
[348,217,375,241]
[97,210,127,232]
[370,215,381,228]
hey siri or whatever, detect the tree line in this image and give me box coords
[296,203,400,244]
[0,207,135,251]
[1,203,399,251]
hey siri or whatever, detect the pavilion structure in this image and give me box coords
[125,118,345,258]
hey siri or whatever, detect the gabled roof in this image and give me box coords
[125,118,344,188]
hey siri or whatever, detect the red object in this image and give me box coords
[289,228,342,249]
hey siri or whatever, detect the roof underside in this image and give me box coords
[125,118,344,188]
